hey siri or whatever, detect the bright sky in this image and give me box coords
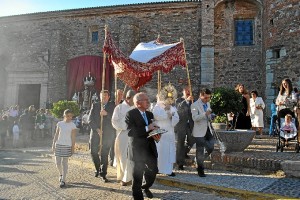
[0,0,171,17]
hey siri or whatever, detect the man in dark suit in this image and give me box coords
[174,86,195,170]
[88,90,115,183]
[125,92,160,200]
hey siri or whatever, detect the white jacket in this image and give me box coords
[191,99,213,137]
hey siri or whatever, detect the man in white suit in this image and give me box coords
[191,88,214,177]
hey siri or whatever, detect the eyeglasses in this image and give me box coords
[139,99,150,102]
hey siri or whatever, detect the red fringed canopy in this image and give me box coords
[103,31,186,91]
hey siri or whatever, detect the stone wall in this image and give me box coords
[214,0,263,95]
[0,2,202,107]
[0,0,299,113]
[263,0,300,114]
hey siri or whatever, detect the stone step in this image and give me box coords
[74,136,300,177]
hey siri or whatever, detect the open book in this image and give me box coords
[147,128,168,138]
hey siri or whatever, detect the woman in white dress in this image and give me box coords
[153,98,179,176]
[250,90,265,136]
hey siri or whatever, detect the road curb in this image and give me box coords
[155,176,295,200]
[68,156,294,200]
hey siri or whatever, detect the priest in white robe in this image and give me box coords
[153,99,179,176]
[111,90,135,186]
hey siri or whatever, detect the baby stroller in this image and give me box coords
[275,108,299,153]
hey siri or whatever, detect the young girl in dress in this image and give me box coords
[52,109,77,188]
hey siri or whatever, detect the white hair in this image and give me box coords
[133,92,147,107]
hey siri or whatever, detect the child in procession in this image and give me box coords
[52,109,77,188]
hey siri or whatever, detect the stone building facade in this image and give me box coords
[263,0,300,107]
[0,0,299,117]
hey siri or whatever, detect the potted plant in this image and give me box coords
[210,87,243,130]
[210,87,255,153]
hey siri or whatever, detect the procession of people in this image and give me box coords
[1,79,299,199]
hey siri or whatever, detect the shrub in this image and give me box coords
[213,115,227,123]
[51,100,80,118]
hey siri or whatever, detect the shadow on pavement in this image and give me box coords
[0,177,27,187]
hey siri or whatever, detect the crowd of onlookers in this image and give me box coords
[233,79,300,138]
[0,105,57,148]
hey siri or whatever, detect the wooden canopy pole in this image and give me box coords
[114,70,117,102]
[156,34,162,94]
[99,25,108,154]
[122,84,128,100]
[180,38,193,101]
[158,70,161,93]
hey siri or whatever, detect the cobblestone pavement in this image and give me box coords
[1,135,300,199]
[163,166,300,198]
[70,149,300,199]
[0,150,234,200]
[74,135,300,199]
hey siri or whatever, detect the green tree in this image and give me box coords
[210,87,243,124]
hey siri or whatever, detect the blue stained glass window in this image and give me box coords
[235,20,254,46]
[92,31,98,43]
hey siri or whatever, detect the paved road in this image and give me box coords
[0,150,235,200]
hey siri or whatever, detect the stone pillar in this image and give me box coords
[40,82,48,109]
[201,0,215,87]
[5,81,18,107]
[0,67,7,108]
[201,48,214,87]
[265,47,287,117]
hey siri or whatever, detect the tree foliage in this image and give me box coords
[210,87,243,122]
[51,100,80,118]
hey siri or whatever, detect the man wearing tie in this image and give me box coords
[191,88,214,177]
[125,92,160,200]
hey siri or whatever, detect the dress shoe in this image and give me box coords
[177,165,184,170]
[121,180,132,186]
[168,172,176,177]
[94,171,99,177]
[198,170,206,177]
[100,176,108,183]
[143,188,153,199]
